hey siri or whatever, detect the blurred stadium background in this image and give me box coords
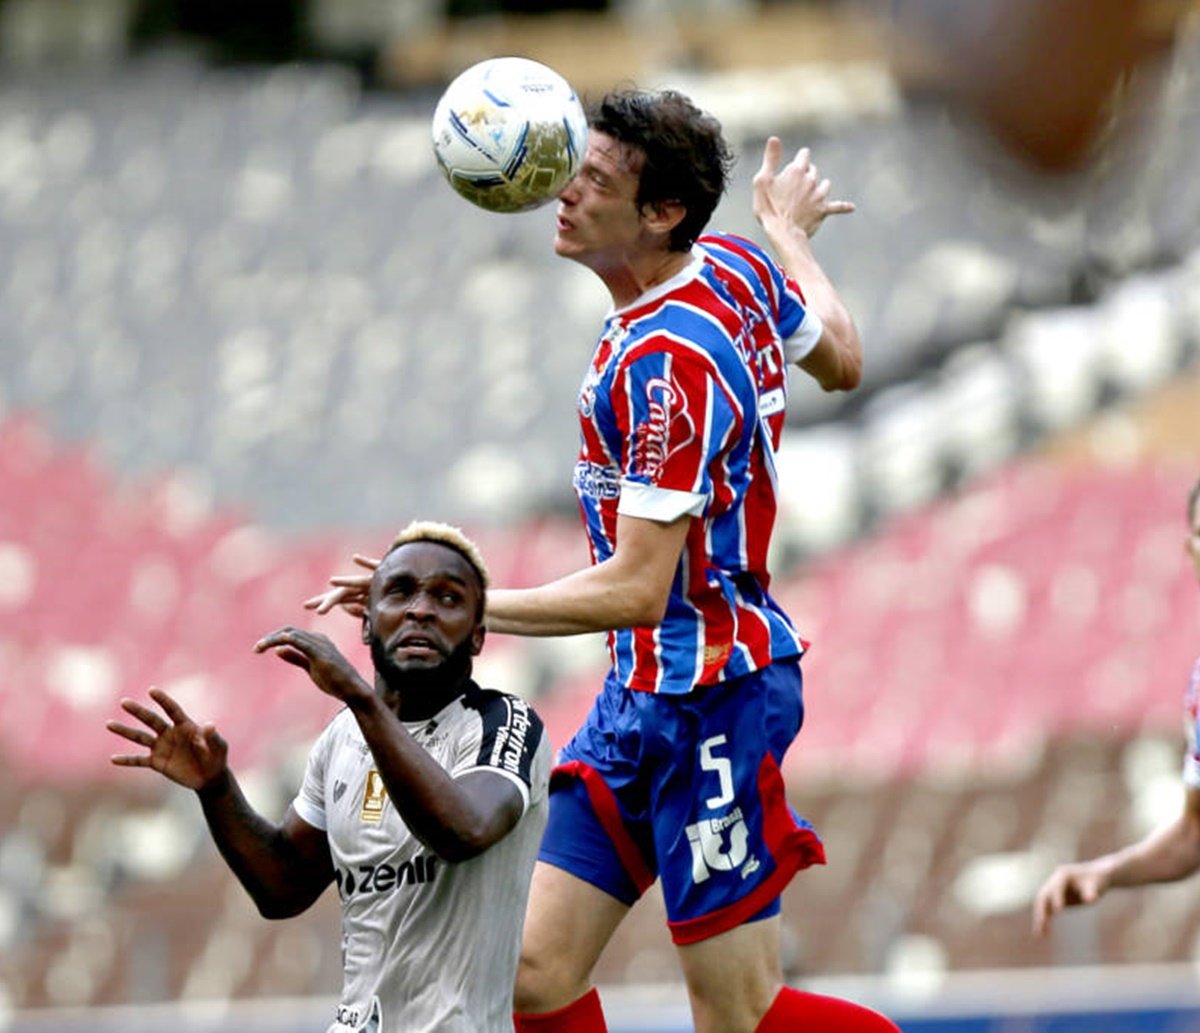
[2,0,1200,1030]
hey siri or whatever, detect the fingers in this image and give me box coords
[303,557,375,612]
[272,646,313,669]
[1031,888,1057,937]
[304,581,369,615]
[106,720,155,748]
[255,625,324,657]
[1031,871,1075,937]
[255,627,297,653]
[757,136,783,180]
[110,753,153,768]
[118,697,169,734]
[148,687,192,726]
[827,199,856,216]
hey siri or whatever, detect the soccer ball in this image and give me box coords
[431,57,589,214]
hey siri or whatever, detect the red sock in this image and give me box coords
[755,987,900,1032]
[514,987,608,1032]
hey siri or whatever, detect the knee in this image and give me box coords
[513,942,589,1014]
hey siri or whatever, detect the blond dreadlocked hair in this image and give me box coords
[389,520,489,591]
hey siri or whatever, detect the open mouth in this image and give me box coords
[393,634,443,659]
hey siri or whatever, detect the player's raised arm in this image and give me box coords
[752,137,862,393]
[107,688,334,918]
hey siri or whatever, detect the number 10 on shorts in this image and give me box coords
[685,735,758,884]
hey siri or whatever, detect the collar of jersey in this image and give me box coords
[609,250,705,317]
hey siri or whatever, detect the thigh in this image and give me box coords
[516,862,631,1011]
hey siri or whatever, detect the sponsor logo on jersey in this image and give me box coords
[333,995,381,1032]
[361,769,387,823]
[573,460,621,500]
[335,855,439,898]
[333,780,348,804]
[489,695,532,777]
[757,387,785,418]
[703,642,732,666]
[632,376,694,484]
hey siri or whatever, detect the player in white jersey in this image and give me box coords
[108,521,551,1033]
[1033,477,1200,937]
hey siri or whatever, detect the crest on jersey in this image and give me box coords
[632,376,695,484]
[361,769,388,823]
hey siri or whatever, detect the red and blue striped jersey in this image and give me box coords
[572,232,824,694]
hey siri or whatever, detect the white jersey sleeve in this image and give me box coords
[292,715,337,830]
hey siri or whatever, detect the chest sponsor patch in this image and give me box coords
[361,769,388,823]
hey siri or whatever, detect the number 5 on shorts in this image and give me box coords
[700,734,734,808]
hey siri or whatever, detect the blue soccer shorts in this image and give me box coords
[538,659,825,945]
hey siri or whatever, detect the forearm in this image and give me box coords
[485,563,666,637]
[764,221,861,390]
[1101,814,1200,889]
[197,771,322,917]
[347,694,502,862]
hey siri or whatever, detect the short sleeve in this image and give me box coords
[784,307,825,364]
[456,692,547,811]
[612,347,738,505]
[291,719,336,831]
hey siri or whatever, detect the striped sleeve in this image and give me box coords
[612,344,739,504]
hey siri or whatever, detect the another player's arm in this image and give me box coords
[255,628,525,862]
[107,689,334,919]
[303,512,690,632]
[484,512,691,636]
[1032,785,1200,936]
[752,137,862,393]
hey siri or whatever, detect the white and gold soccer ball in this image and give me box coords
[431,57,589,214]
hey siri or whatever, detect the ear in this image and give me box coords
[642,198,686,237]
[471,623,486,656]
[361,615,371,645]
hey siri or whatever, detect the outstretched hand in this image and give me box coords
[1031,860,1110,937]
[255,626,373,705]
[752,137,855,240]
[303,553,379,617]
[107,688,228,791]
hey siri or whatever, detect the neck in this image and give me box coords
[375,672,470,722]
[596,249,692,309]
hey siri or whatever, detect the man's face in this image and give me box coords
[553,130,647,266]
[365,541,484,691]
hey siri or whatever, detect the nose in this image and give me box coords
[404,590,437,620]
[558,172,581,204]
